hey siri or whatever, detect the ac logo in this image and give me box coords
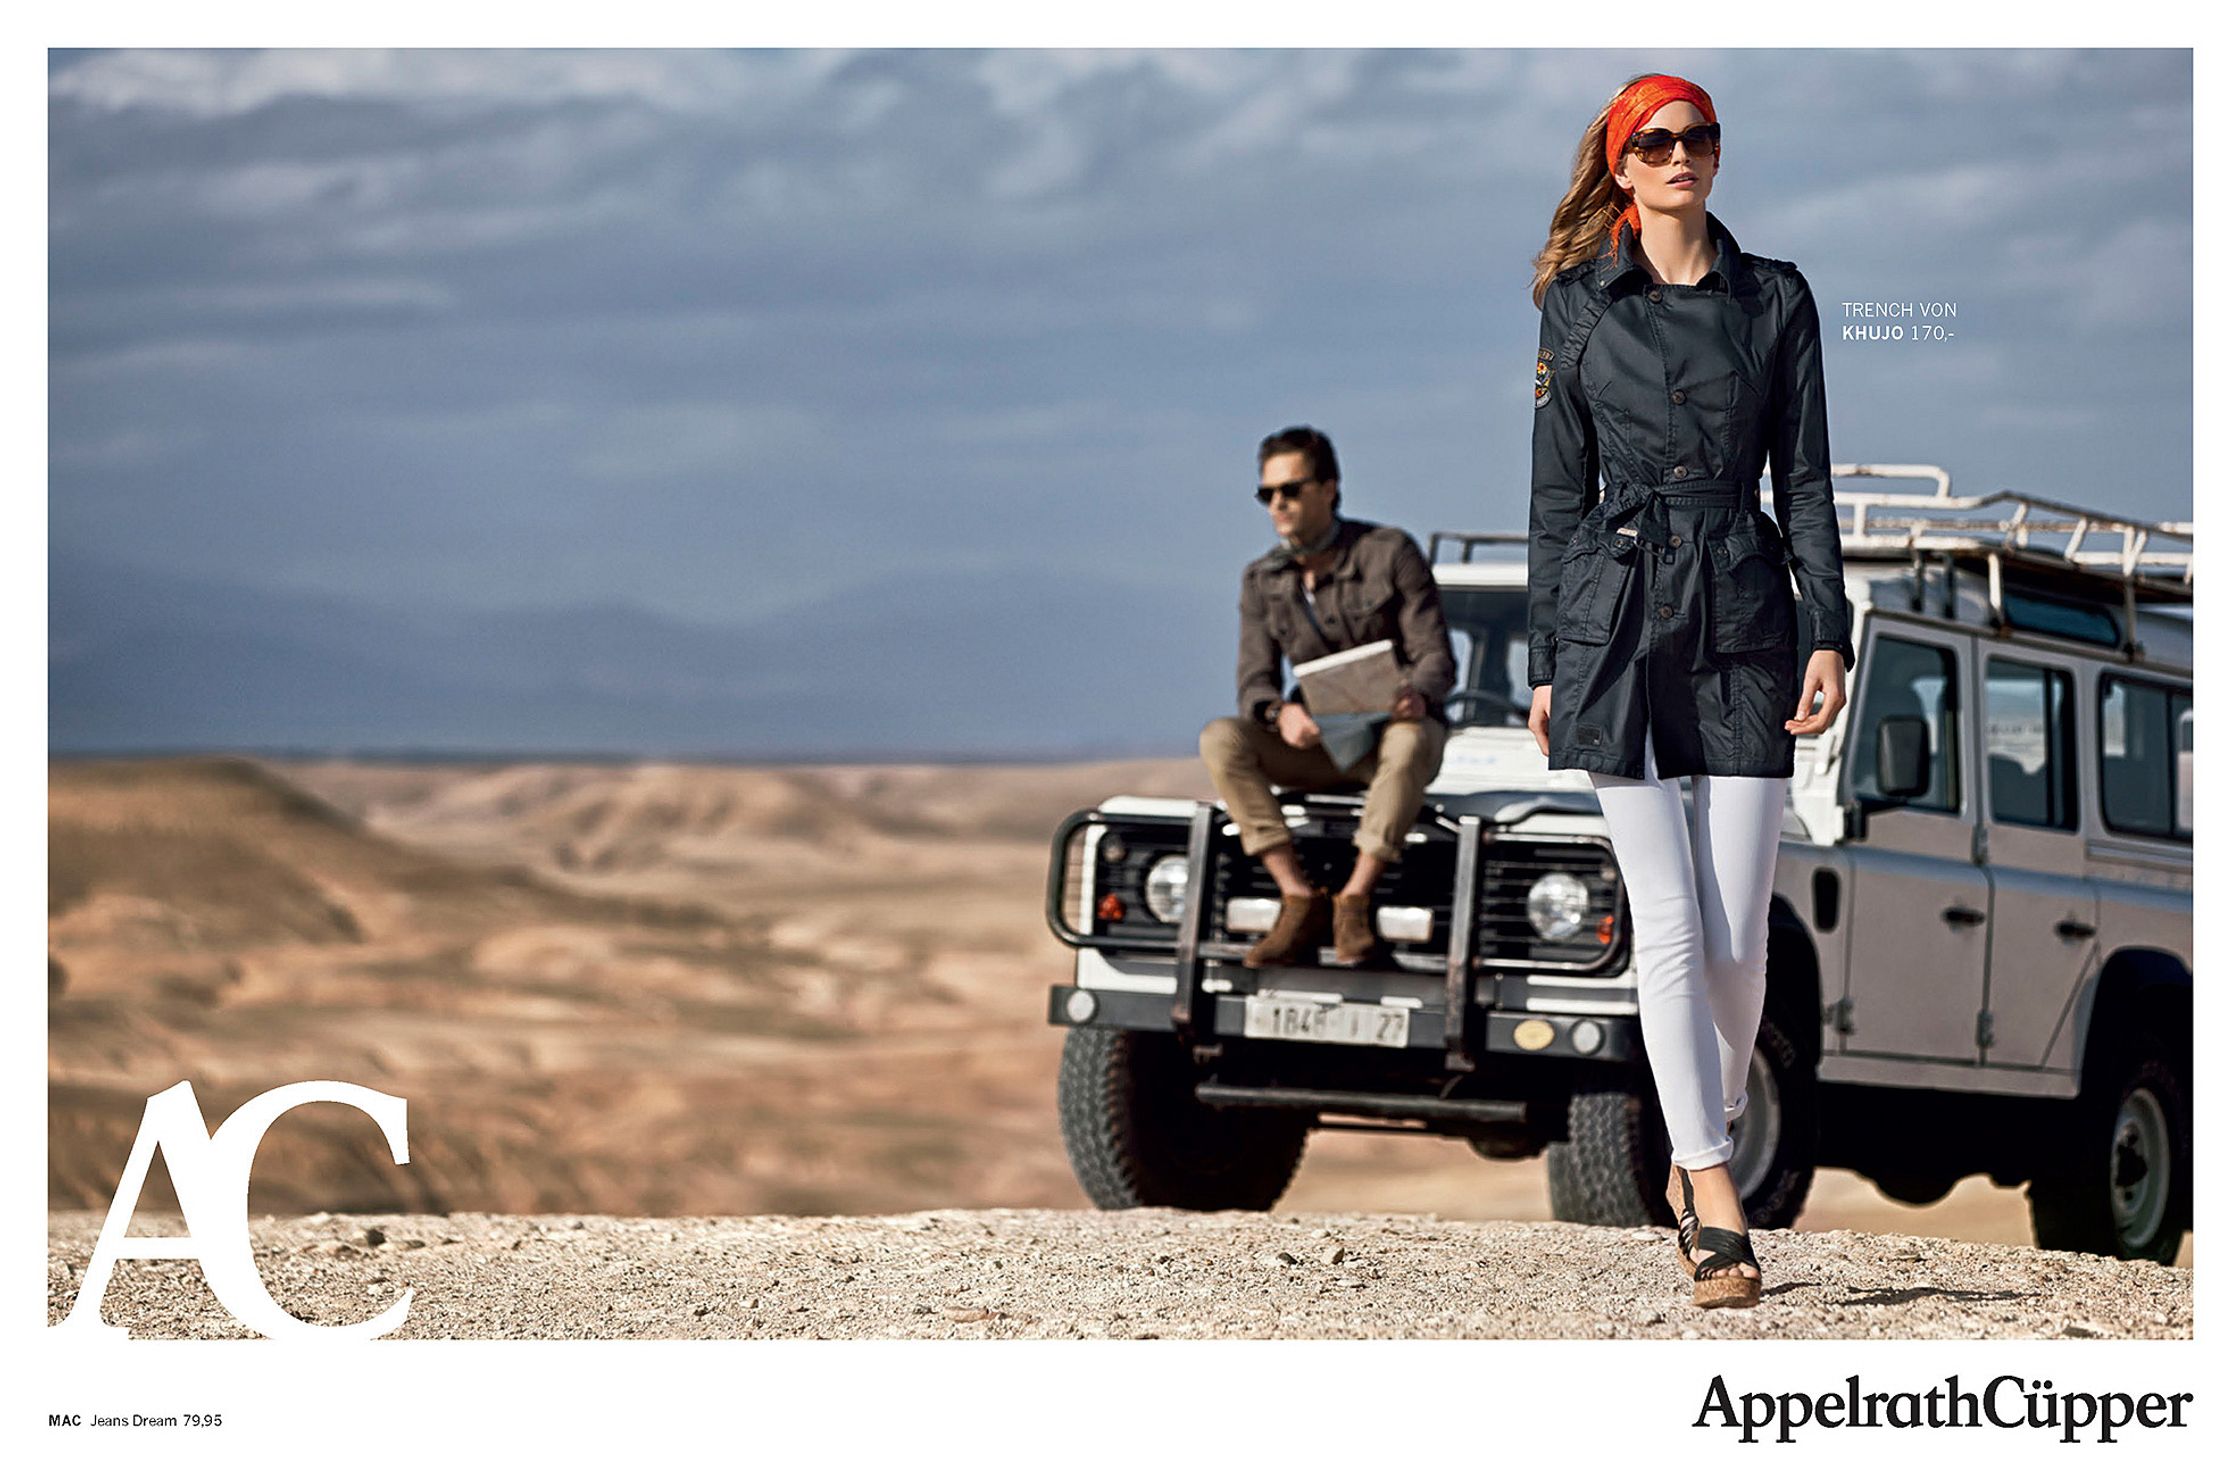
[55,1080,412,1342]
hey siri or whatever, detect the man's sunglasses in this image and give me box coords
[1255,477,1322,505]
[1622,122,1721,166]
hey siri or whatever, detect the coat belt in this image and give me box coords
[1592,477,1758,548]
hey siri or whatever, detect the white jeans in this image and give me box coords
[1589,743,1786,1170]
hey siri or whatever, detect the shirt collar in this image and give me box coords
[1594,210,1753,297]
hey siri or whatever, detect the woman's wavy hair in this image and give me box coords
[1530,74,1659,309]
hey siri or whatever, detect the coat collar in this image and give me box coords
[1258,515,1370,575]
[1593,210,1755,298]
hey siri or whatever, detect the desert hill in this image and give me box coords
[48,756,921,1215]
[52,755,612,954]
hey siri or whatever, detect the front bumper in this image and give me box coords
[1045,982,1643,1063]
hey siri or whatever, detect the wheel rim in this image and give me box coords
[1728,1047,1781,1202]
[2109,1085,2173,1254]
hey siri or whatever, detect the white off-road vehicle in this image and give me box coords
[1046,466,2192,1263]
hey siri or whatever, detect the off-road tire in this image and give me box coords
[1545,1082,1666,1225]
[1058,1027,1312,1211]
[1738,1000,1819,1230]
[1547,1004,1818,1229]
[2027,1029,2191,1263]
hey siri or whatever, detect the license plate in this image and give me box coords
[1242,996,1412,1049]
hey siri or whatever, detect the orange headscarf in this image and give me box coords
[1604,74,1717,251]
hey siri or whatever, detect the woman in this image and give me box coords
[1523,73,1851,1310]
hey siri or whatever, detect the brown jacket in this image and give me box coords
[1236,517,1458,727]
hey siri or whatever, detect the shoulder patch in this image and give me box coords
[1534,346,1553,408]
[1742,251,1798,276]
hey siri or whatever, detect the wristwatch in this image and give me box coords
[1256,698,1283,729]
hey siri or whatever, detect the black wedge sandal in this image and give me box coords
[1675,1166,1761,1310]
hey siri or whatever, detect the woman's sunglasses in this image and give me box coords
[1623,122,1721,166]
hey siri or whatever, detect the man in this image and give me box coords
[1199,425,1457,968]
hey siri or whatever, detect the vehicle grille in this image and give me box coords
[1087,804,1629,975]
[1205,811,1457,956]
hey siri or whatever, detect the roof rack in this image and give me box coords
[1830,463,2189,590]
[1427,531,1528,565]
[1828,463,2190,654]
[1430,462,2190,654]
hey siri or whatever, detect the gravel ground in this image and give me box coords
[48,1208,2191,1340]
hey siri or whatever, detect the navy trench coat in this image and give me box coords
[1527,211,1854,780]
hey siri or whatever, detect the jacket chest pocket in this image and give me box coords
[1717,367,1769,470]
[1267,585,1330,655]
[1267,601,1301,652]
[1555,535,1639,646]
[1260,579,1298,645]
[1340,585,1397,643]
[1710,514,1797,654]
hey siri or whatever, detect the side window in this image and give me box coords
[2100,676,2190,840]
[1984,660,2076,829]
[1449,626,1479,689]
[1505,642,1530,707]
[1849,635,1960,812]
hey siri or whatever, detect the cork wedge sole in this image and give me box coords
[1693,1282,1760,1310]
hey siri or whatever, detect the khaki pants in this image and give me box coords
[1198,716,1448,863]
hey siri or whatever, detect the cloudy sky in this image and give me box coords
[48,48,2191,755]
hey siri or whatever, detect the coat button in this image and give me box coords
[1670,464,1689,479]
[1670,389,1687,405]
[1658,603,1675,619]
[1647,289,1663,303]
[1668,534,1683,548]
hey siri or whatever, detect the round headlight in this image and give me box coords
[1143,854,1191,924]
[1527,871,1590,940]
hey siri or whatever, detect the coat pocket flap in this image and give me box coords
[1724,521,1786,568]
[1711,518,1798,656]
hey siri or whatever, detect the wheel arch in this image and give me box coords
[2074,946,2192,1084]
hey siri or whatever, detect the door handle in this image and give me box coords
[1941,905,1987,927]
[2055,920,2098,941]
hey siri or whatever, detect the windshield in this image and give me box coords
[1438,587,1533,728]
